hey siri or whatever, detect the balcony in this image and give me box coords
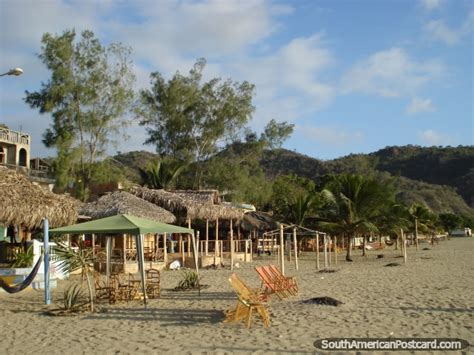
[0,128,30,145]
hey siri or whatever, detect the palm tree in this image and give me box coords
[54,241,95,312]
[320,174,393,261]
[141,159,186,190]
[409,203,437,245]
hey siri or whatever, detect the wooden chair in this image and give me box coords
[93,272,116,304]
[224,273,270,328]
[145,268,161,299]
[266,265,298,295]
[255,265,295,300]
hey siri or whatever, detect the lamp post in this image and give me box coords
[0,68,23,77]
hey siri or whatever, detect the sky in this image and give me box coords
[0,0,472,160]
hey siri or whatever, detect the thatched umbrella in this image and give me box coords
[0,167,79,229]
[80,191,176,224]
[241,211,279,232]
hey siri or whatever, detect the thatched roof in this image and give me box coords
[80,191,176,224]
[130,186,243,221]
[173,190,220,204]
[241,211,280,232]
[0,167,79,229]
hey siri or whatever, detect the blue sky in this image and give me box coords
[0,0,472,160]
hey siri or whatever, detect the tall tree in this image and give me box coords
[137,58,255,188]
[261,119,295,149]
[25,29,135,200]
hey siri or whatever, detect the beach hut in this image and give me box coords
[0,167,78,262]
[50,214,195,307]
[130,187,244,267]
[80,191,177,271]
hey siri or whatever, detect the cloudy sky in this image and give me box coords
[0,0,472,160]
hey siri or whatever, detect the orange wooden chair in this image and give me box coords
[255,265,297,300]
[266,265,298,295]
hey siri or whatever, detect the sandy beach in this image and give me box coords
[0,237,472,354]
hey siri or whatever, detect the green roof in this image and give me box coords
[50,214,193,236]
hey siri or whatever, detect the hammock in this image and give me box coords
[0,254,43,294]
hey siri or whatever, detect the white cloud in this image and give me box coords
[406,97,436,115]
[418,129,452,145]
[232,33,335,126]
[420,0,443,11]
[296,125,364,146]
[424,10,474,45]
[341,47,445,98]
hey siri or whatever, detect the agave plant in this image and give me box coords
[54,241,95,312]
[175,270,201,290]
[60,284,86,313]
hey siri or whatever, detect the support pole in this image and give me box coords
[230,219,234,270]
[163,233,168,266]
[205,219,209,256]
[293,228,298,271]
[401,229,407,263]
[334,236,338,265]
[316,234,320,270]
[106,236,112,286]
[136,234,147,308]
[43,218,51,305]
[288,234,292,262]
[123,234,126,272]
[328,236,332,267]
[92,233,96,258]
[215,218,219,257]
[244,239,248,262]
[181,238,185,266]
[279,224,285,276]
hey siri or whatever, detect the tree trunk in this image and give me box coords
[346,235,353,261]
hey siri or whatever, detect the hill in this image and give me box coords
[112,145,474,216]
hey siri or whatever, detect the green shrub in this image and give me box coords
[175,270,201,290]
[10,246,34,268]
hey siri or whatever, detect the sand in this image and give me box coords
[0,237,472,354]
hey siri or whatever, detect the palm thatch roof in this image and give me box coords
[80,191,176,224]
[241,211,280,232]
[173,189,220,204]
[130,186,243,221]
[0,167,79,229]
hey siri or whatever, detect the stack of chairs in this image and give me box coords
[145,268,161,299]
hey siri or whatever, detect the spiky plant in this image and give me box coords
[54,241,95,312]
[10,246,34,268]
[60,284,86,313]
[176,270,201,290]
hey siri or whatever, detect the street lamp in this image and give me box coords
[0,68,23,77]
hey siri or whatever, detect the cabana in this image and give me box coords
[50,214,195,307]
[80,191,177,269]
[130,187,244,267]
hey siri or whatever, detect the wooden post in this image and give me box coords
[415,218,419,251]
[401,229,407,263]
[178,234,182,253]
[334,236,338,265]
[324,235,328,269]
[220,241,223,260]
[196,231,200,257]
[187,218,192,257]
[181,238,185,266]
[215,218,219,257]
[288,234,292,262]
[123,234,126,271]
[293,228,298,271]
[250,239,253,261]
[230,219,234,270]
[279,224,285,276]
[205,219,209,256]
[163,233,168,266]
[328,235,332,267]
[316,234,320,270]
[244,239,248,262]
[92,233,96,258]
